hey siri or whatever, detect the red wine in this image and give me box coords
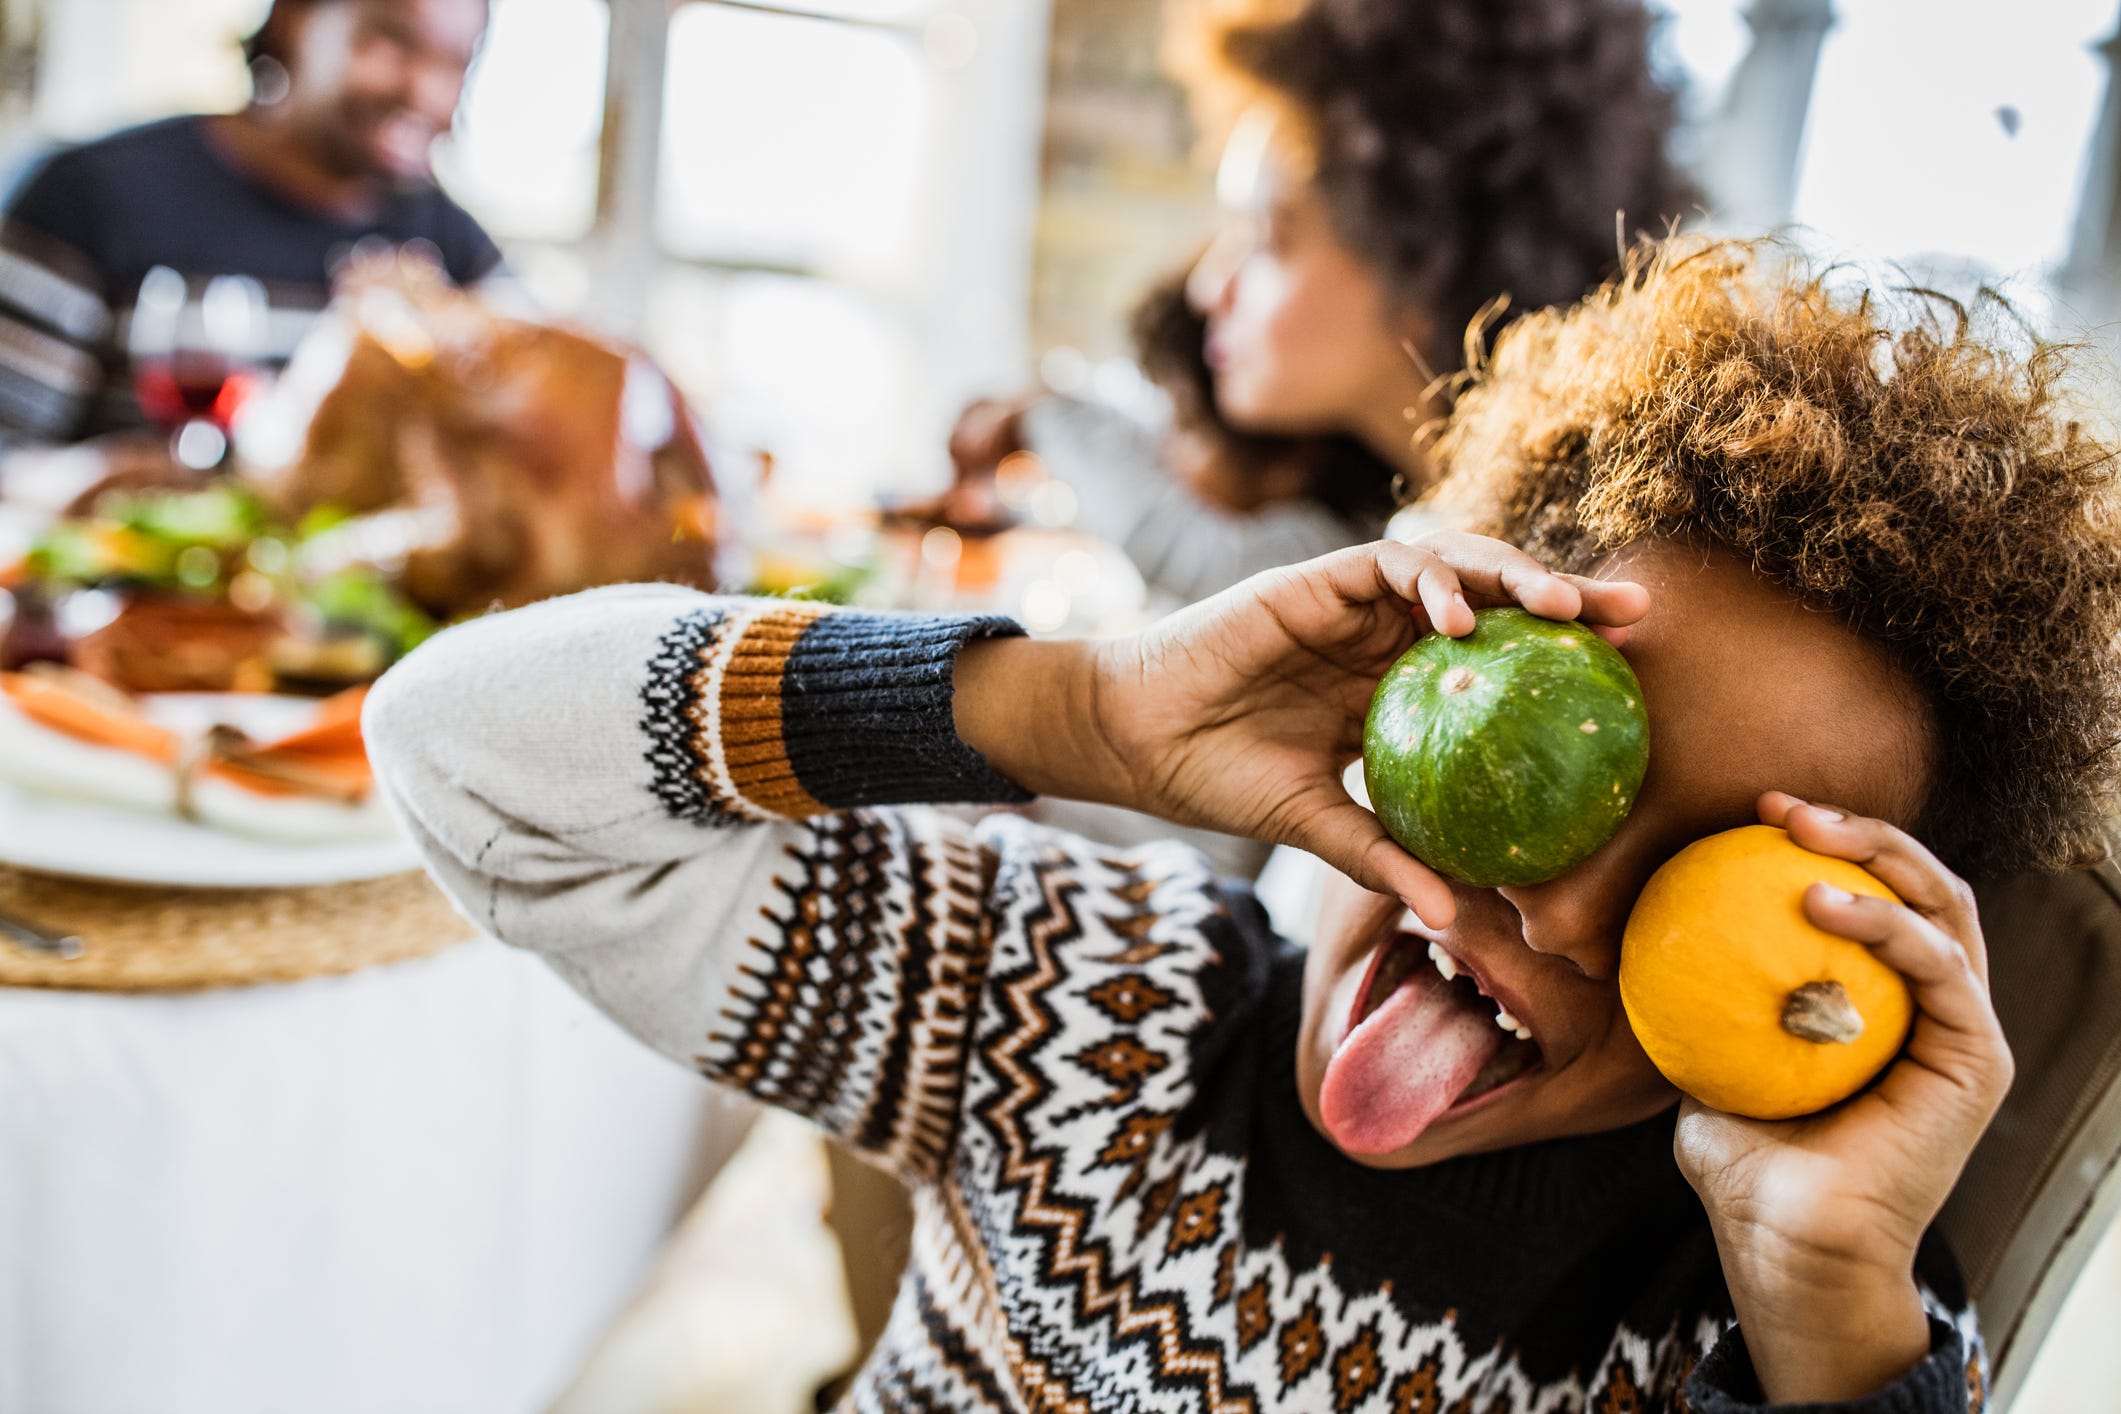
[133,360,258,430]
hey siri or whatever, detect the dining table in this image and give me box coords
[0,484,1157,1412]
[0,856,736,1414]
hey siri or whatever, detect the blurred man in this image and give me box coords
[0,0,497,500]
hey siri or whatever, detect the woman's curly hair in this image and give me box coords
[1427,236,2121,878]
[1130,268,1398,526]
[1172,0,1696,371]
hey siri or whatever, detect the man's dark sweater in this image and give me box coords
[0,115,500,445]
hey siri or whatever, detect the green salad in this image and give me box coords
[22,482,439,671]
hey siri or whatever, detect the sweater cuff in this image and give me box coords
[641,599,1033,824]
[1684,1316,1971,1414]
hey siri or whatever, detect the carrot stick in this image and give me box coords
[210,686,374,798]
[1,672,181,764]
[256,686,369,756]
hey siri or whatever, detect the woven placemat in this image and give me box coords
[0,864,476,992]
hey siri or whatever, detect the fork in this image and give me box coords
[0,908,84,960]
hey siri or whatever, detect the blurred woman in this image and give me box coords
[0,0,497,503]
[960,267,1397,611]
[956,0,1693,596]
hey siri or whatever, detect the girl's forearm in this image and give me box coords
[952,635,1114,804]
[1724,1254,1932,1404]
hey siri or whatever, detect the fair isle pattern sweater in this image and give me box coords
[366,586,1985,1414]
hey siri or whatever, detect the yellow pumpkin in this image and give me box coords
[1619,825,1914,1120]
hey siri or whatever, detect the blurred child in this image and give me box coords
[952,270,1397,610]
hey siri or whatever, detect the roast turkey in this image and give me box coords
[245,252,719,617]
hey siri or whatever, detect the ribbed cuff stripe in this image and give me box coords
[781,610,1033,811]
[717,599,834,817]
[641,601,1034,825]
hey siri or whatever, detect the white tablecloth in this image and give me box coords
[0,935,727,1414]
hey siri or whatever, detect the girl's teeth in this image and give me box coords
[1418,937,1531,1041]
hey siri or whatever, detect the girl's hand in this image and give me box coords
[956,535,1650,927]
[1674,793,2014,1404]
[946,396,1032,481]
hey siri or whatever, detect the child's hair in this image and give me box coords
[1128,268,1243,444]
[1128,270,1397,526]
[1168,0,1695,373]
[1427,236,2121,878]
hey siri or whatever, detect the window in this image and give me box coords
[1653,0,1752,125]
[658,4,932,276]
[1788,0,2112,285]
[439,0,608,243]
[645,265,913,498]
[1656,0,2113,317]
[17,0,257,138]
[444,0,1050,506]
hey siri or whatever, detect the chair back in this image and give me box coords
[1944,862,2121,1410]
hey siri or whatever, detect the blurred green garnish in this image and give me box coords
[28,484,267,590]
[294,504,354,541]
[107,483,265,549]
[302,568,438,657]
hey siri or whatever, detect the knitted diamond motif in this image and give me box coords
[1165,1181,1227,1259]
[1084,973,1178,1024]
[1389,1352,1444,1414]
[1332,1321,1386,1412]
[1280,1299,1328,1387]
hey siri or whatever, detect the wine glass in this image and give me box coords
[128,266,269,472]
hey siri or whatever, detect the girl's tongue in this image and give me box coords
[1319,946,1507,1155]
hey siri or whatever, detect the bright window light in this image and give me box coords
[1651,0,1753,121]
[722,0,936,19]
[1790,0,2111,279]
[659,3,935,276]
[646,267,914,504]
[440,0,609,242]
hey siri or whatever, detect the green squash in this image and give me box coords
[1363,608,1649,887]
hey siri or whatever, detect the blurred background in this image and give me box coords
[5,0,2117,505]
[0,2,2118,1412]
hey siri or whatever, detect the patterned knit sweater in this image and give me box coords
[365,587,1985,1414]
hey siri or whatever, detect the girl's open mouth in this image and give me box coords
[1319,923,1545,1154]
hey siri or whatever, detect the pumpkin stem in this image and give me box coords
[1781,981,1865,1045]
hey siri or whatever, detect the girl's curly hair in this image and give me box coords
[1427,236,2121,878]
[1172,0,1695,370]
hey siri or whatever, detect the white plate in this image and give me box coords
[0,693,419,889]
[0,781,418,888]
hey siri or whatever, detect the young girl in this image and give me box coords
[367,240,2121,1410]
